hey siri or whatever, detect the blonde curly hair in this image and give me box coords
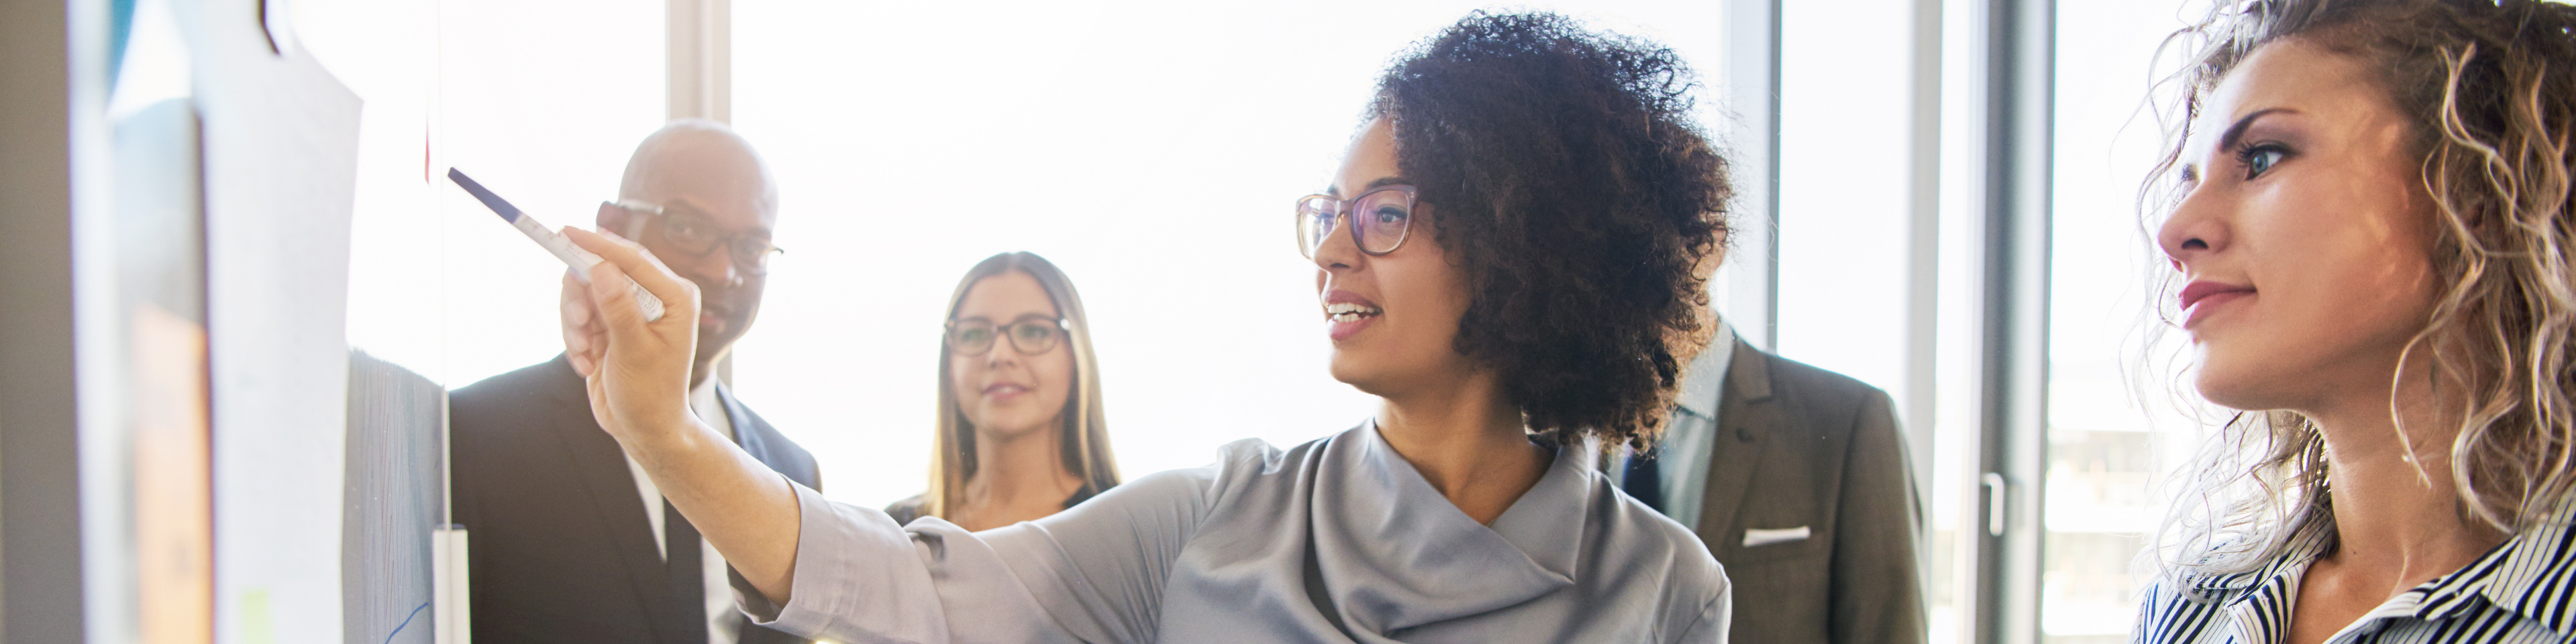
[2145,0,2576,577]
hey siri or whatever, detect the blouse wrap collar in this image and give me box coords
[1306,423,1584,633]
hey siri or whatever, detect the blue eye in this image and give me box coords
[2240,144,2287,179]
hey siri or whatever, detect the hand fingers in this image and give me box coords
[558,228,698,447]
[560,229,674,341]
[584,370,617,439]
[564,227,697,324]
[582,260,650,341]
[562,270,603,376]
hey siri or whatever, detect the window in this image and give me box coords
[305,0,669,387]
[299,2,2236,640]
[728,1,1729,508]
[2043,3,2207,643]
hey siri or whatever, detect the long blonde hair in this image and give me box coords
[923,252,1121,519]
[2145,0,2576,578]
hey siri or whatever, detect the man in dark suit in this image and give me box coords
[450,119,817,644]
[1616,320,1926,644]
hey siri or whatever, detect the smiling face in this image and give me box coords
[1313,119,1482,398]
[947,271,1075,441]
[2158,39,2440,413]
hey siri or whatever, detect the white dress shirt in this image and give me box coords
[626,376,741,644]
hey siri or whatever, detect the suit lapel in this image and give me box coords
[1696,340,1775,545]
[537,356,694,644]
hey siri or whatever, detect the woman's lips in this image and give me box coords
[1328,313,1377,341]
[1321,297,1383,342]
[982,383,1031,401]
[2179,280,2256,329]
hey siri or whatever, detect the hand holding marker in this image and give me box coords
[446,168,666,323]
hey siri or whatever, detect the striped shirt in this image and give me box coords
[2134,512,2576,643]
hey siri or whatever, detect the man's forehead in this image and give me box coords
[624,138,776,227]
[631,183,773,226]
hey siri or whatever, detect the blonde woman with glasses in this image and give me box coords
[884,252,1122,530]
[2136,1,2576,642]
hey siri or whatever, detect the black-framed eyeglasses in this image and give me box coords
[607,199,786,274]
[1295,184,1416,258]
[945,315,1068,356]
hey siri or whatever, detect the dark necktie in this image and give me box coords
[666,499,709,643]
[1621,447,1665,512]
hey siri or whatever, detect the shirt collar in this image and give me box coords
[690,375,722,409]
[1487,433,1592,581]
[2198,504,2576,641]
[2184,511,2338,596]
[2207,523,2334,644]
[2434,504,2576,636]
[1306,423,1580,633]
[1674,323,1735,419]
[690,376,736,441]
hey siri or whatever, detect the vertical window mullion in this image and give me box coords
[1969,0,2053,642]
[1721,0,1782,352]
[666,0,729,124]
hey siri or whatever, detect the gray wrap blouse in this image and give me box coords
[741,423,1732,643]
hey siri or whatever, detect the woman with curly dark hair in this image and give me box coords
[556,11,1733,643]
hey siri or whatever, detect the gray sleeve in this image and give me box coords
[739,464,1228,644]
[1827,388,1926,644]
[1675,586,1733,644]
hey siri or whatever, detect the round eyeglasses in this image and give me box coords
[1295,184,1417,258]
[607,199,786,274]
[945,315,1068,356]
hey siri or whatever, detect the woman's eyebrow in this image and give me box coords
[1328,176,1413,198]
[2218,107,2295,150]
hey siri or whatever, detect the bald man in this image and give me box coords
[449,119,820,644]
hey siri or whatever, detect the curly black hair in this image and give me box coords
[1372,11,1731,447]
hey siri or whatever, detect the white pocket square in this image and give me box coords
[1742,526,1811,547]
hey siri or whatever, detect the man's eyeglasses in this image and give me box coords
[1294,184,1416,258]
[607,199,786,274]
[945,315,1068,356]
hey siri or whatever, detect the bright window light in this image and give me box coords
[728,1,1724,508]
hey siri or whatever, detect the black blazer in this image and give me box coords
[451,355,821,644]
[1696,340,1925,644]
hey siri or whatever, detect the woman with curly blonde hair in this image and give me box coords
[2137,0,2576,642]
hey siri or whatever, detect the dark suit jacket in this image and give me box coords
[450,355,821,644]
[1696,340,1926,644]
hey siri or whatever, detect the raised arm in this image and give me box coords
[560,227,805,603]
[564,227,1231,643]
